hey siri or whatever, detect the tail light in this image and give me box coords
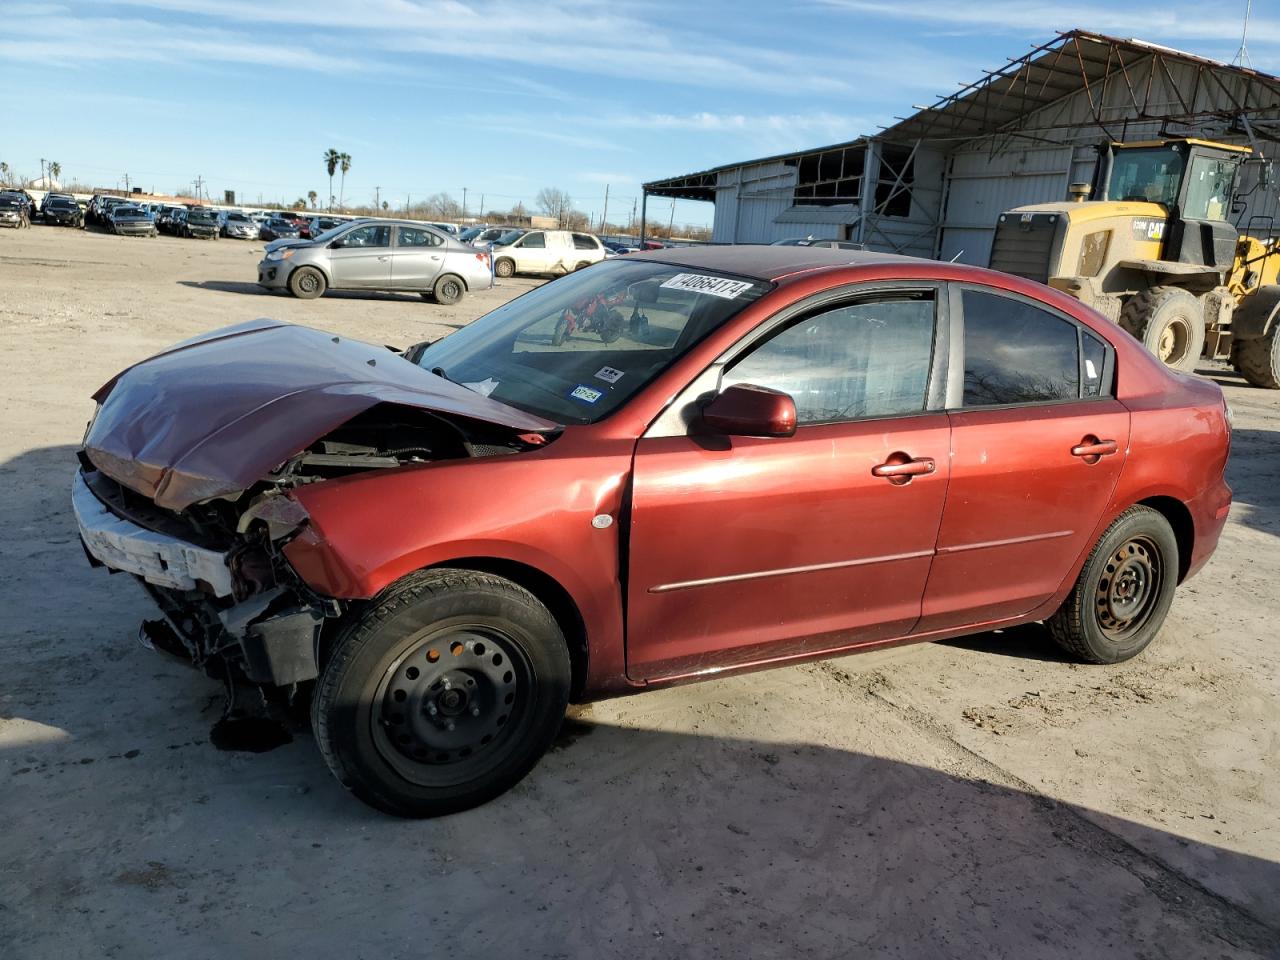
[476,252,491,267]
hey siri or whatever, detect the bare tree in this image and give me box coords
[510,200,528,220]
[535,187,572,227]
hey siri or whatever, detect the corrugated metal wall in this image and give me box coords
[937,56,1280,264]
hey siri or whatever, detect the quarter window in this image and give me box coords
[724,294,936,424]
[1082,331,1107,398]
[961,290,1080,405]
[572,233,600,250]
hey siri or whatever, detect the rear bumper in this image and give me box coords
[1185,478,1232,581]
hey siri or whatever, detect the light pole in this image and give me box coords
[462,187,468,220]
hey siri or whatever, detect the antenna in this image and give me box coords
[1233,0,1253,67]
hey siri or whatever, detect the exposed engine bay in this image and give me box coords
[76,400,552,692]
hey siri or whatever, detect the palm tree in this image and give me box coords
[323,149,340,212]
[338,153,351,210]
[307,190,318,209]
[48,161,61,186]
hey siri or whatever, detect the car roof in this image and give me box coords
[627,245,930,282]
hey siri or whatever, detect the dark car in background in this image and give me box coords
[43,194,84,228]
[0,194,29,228]
[3,188,37,221]
[109,204,157,237]
[260,216,301,241]
[183,207,220,239]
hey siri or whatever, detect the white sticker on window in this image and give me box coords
[660,273,754,300]
[570,384,603,403]
[462,377,500,397]
[1085,359,1098,379]
[594,366,624,384]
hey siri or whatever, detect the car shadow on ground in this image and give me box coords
[1226,428,1279,539]
[934,623,1074,662]
[177,279,440,305]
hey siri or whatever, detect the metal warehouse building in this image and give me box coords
[643,30,1280,266]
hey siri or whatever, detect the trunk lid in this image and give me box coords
[85,319,559,510]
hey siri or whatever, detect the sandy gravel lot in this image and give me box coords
[1,225,1277,959]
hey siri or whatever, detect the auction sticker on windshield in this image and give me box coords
[571,384,604,404]
[660,273,754,300]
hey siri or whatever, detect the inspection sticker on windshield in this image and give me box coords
[660,273,754,300]
[570,384,604,404]
[594,366,625,384]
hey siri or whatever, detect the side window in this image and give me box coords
[572,233,599,250]
[398,226,442,248]
[520,232,546,248]
[342,225,391,248]
[724,294,936,424]
[961,290,1080,405]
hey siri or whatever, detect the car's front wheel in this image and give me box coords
[288,265,327,299]
[312,569,571,817]
[1047,505,1178,663]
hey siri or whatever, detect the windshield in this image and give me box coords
[415,259,772,424]
[1108,145,1185,205]
[0,198,19,209]
[494,230,526,246]
[190,210,216,221]
[459,226,484,241]
[229,213,249,221]
[116,206,142,216]
[50,198,75,208]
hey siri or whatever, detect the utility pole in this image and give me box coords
[375,185,381,210]
[40,158,46,187]
[630,198,637,235]
[193,175,204,202]
[479,194,484,218]
[668,200,675,236]
[600,184,609,235]
[462,187,468,219]
[123,172,131,193]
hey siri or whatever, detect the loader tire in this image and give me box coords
[1235,324,1280,389]
[1119,287,1205,372]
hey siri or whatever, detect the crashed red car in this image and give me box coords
[75,248,1232,817]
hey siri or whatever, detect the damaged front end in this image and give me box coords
[75,322,560,690]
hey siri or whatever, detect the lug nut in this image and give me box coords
[427,704,437,715]
[446,721,456,731]
[471,706,480,717]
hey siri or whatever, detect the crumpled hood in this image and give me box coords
[84,319,557,510]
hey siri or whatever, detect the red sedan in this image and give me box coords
[75,247,1232,816]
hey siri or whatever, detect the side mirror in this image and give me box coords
[402,340,432,364]
[701,383,797,438]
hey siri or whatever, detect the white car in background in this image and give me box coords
[490,229,607,277]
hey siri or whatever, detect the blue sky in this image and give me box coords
[2,1,1276,228]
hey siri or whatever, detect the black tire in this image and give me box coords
[494,257,515,278]
[552,316,569,346]
[1047,505,1179,664]
[1234,324,1280,389]
[574,261,590,271]
[1119,287,1205,372]
[288,265,326,300]
[312,569,570,818]
[433,273,465,306]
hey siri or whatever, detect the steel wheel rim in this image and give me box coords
[440,280,461,301]
[1158,317,1190,364]
[298,271,319,293]
[370,623,531,788]
[1095,535,1163,641]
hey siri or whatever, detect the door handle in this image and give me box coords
[872,455,935,485]
[1070,437,1118,460]
[430,255,442,260]
[376,255,389,261]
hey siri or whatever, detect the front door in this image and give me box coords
[626,289,950,681]
[917,286,1131,631]
[512,231,547,273]
[328,223,392,288]
[390,224,445,290]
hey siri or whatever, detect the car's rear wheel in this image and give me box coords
[494,257,515,278]
[289,266,327,300]
[433,273,465,306]
[1046,505,1178,663]
[312,569,571,817]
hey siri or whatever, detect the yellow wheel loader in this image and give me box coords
[989,138,1280,387]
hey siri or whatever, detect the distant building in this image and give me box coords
[643,30,1280,265]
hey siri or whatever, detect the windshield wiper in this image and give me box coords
[430,366,454,383]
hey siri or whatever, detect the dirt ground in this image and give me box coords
[1,225,1277,960]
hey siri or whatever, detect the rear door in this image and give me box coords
[328,223,393,288]
[390,225,446,290]
[917,286,1130,631]
[627,285,952,681]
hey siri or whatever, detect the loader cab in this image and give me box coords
[1103,139,1249,269]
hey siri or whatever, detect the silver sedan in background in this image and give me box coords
[257,219,494,304]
